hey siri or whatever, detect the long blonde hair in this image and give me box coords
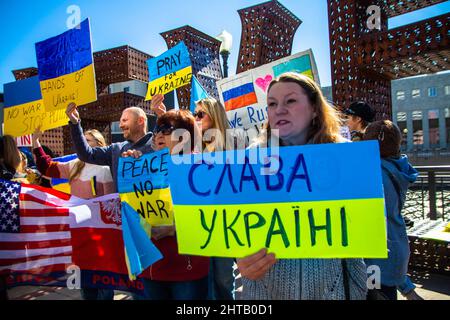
[1,135,21,171]
[196,97,231,152]
[258,72,344,146]
[69,129,107,182]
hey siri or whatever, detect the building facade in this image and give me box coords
[392,72,450,165]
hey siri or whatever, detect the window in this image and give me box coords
[445,85,450,95]
[396,112,407,122]
[412,89,420,98]
[396,91,405,100]
[428,87,437,97]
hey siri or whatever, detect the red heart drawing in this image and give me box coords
[255,75,273,93]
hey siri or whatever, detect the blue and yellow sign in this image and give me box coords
[3,76,68,137]
[168,141,388,259]
[117,149,174,226]
[145,42,192,100]
[35,18,97,112]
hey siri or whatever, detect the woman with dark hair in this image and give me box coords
[124,109,209,300]
[237,72,368,300]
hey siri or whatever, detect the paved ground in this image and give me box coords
[7,270,450,300]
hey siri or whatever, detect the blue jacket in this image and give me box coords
[70,121,155,192]
[366,156,418,287]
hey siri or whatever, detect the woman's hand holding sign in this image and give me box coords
[151,94,167,117]
[237,248,277,281]
[66,102,80,124]
[122,149,143,158]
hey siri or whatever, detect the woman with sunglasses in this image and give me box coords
[193,98,238,300]
[125,110,209,300]
[193,97,231,153]
[236,72,368,300]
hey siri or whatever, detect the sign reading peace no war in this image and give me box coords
[168,141,388,259]
[3,76,68,137]
[216,49,320,130]
[145,42,193,100]
[35,18,97,112]
[118,149,174,226]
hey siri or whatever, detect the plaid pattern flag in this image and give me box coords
[0,180,158,293]
[0,181,21,233]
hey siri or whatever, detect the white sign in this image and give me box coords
[16,134,32,147]
[216,49,320,130]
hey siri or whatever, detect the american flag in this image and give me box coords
[0,180,75,275]
[0,179,129,285]
[0,180,20,233]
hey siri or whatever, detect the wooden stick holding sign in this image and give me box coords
[118,149,174,226]
[168,142,388,259]
[145,42,193,101]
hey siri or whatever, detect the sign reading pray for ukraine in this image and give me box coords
[3,76,68,137]
[117,149,174,226]
[216,49,319,130]
[35,18,97,112]
[168,141,388,259]
[145,42,192,101]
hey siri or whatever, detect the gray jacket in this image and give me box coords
[69,121,154,192]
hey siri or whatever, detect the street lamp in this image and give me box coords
[216,30,233,78]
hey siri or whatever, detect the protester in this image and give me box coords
[125,110,209,300]
[236,72,368,300]
[192,97,236,300]
[65,102,154,191]
[363,120,423,300]
[343,101,375,141]
[32,128,114,300]
[0,135,29,184]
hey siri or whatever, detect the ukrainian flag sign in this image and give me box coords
[145,42,193,101]
[117,149,174,227]
[168,141,388,259]
[35,18,97,112]
[3,76,68,137]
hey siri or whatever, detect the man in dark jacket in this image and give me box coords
[66,103,155,192]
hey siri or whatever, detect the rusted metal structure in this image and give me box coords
[328,0,450,120]
[160,25,223,108]
[13,46,155,155]
[236,0,301,74]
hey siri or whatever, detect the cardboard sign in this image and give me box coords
[216,50,320,130]
[117,149,174,226]
[3,76,68,137]
[145,42,192,100]
[35,18,97,112]
[167,141,388,259]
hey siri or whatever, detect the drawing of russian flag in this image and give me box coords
[222,82,258,112]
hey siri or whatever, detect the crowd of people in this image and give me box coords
[0,71,423,301]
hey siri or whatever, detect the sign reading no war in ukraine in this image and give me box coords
[145,42,192,100]
[118,149,174,226]
[168,141,388,259]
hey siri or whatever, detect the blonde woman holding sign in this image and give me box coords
[237,72,367,300]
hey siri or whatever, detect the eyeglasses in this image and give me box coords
[193,111,206,119]
[154,124,175,135]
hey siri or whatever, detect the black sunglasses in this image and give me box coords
[154,124,175,135]
[193,111,206,119]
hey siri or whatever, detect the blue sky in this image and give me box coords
[0,0,449,90]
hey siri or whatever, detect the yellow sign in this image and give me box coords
[145,66,193,101]
[120,188,174,227]
[40,64,97,112]
[174,199,387,258]
[3,99,68,137]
